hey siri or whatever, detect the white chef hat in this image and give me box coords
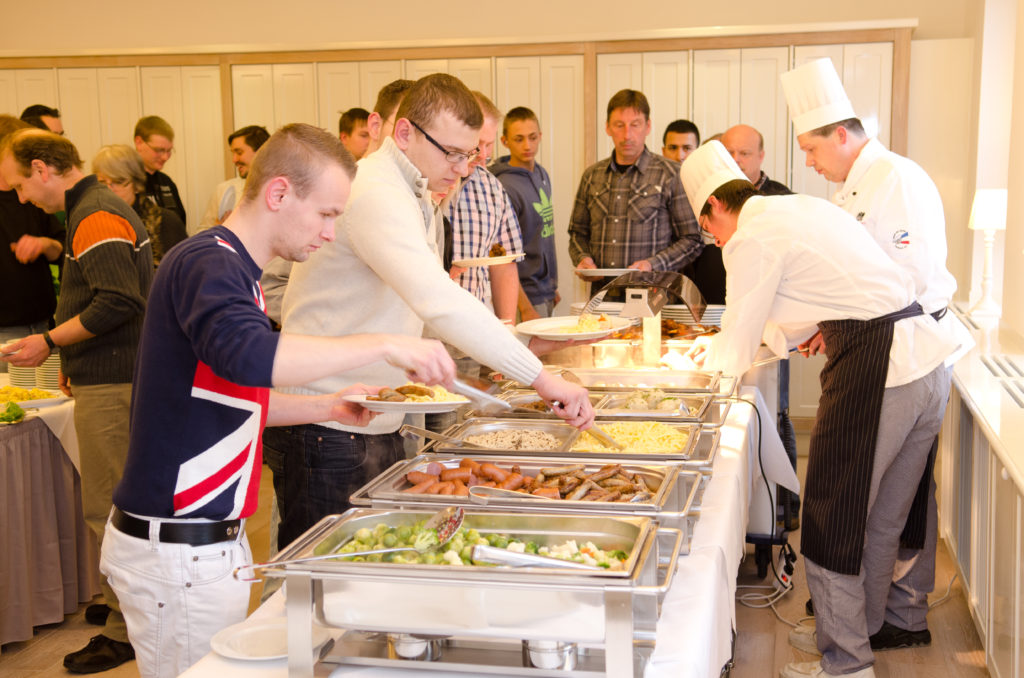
[780,58,857,136]
[680,141,749,217]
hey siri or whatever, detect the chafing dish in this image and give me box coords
[466,390,609,419]
[271,509,681,676]
[349,454,701,546]
[426,418,703,464]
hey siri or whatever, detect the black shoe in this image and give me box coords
[84,603,110,626]
[869,621,931,651]
[63,634,135,674]
[805,597,814,616]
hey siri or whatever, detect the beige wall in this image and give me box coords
[2,1,975,56]
[1004,1,1024,337]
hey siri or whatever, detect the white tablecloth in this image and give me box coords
[1,373,79,471]
[182,386,784,678]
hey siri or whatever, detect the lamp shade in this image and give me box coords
[968,188,1008,231]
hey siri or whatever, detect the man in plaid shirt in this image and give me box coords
[570,89,702,279]
[447,92,523,321]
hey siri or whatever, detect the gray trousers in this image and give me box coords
[805,364,950,674]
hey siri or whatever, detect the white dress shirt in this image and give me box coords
[705,195,956,387]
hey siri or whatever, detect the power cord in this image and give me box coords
[928,572,959,610]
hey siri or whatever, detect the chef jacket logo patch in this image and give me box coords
[892,229,910,249]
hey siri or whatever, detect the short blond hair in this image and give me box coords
[242,123,357,203]
[134,115,175,142]
[396,74,483,132]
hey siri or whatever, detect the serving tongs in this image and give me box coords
[399,424,464,447]
[233,506,465,581]
[471,544,601,570]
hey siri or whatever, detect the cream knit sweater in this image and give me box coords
[279,137,543,434]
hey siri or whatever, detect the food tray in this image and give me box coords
[272,509,681,676]
[564,368,721,393]
[594,391,712,422]
[349,454,701,540]
[465,390,609,420]
[428,418,702,463]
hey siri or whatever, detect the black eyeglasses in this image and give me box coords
[409,120,478,164]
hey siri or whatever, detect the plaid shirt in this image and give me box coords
[448,166,523,302]
[568,148,702,271]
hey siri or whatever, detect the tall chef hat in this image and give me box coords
[780,58,857,136]
[680,140,749,217]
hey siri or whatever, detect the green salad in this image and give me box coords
[0,401,25,424]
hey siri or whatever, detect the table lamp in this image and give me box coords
[968,188,1007,318]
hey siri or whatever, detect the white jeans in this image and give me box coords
[100,516,253,678]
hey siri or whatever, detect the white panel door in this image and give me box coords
[739,47,790,184]
[404,59,448,82]
[692,50,741,144]
[495,57,541,118]
[0,71,19,117]
[231,65,275,131]
[790,45,844,199]
[96,68,140,146]
[317,62,361,134]
[595,53,642,160]
[642,51,690,158]
[57,68,103,171]
[539,55,585,315]
[140,67,187,211]
[450,58,493,98]
[180,66,223,235]
[789,353,827,418]
[15,69,59,114]
[843,42,893,148]
[358,61,403,113]
[272,63,317,129]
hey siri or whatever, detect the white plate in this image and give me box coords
[573,268,635,279]
[516,315,636,341]
[343,394,469,414]
[210,618,331,661]
[452,254,522,267]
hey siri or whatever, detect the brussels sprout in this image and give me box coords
[465,529,481,543]
[373,523,389,537]
[367,554,382,562]
[460,545,474,561]
[420,552,440,565]
[354,527,373,543]
[525,542,539,554]
[351,556,366,562]
[396,525,413,542]
[491,535,509,549]
[382,533,398,547]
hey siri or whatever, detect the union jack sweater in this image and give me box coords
[114,226,279,521]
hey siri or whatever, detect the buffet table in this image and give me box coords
[183,386,774,678]
[0,403,99,649]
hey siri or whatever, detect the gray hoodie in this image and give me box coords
[489,156,557,305]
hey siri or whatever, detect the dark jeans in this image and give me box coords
[262,424,404,551]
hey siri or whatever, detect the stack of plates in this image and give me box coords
[571,302,725,327]
[8,365,35,388]
[36,353,60,390]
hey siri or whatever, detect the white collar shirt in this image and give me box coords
[705,195,956,387]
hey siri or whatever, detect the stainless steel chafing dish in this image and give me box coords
[424,417,715,468]
[348,454,701,547]
[271,509,681,676]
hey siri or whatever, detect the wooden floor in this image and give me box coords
[1,438,989,677]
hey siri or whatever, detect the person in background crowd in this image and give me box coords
[1,128,154,674]
[721,123,792,195]
[681,140,956,678]
[93,144,187,264]
[570,89,702,293]
[781,55,970,663]
[447,91,523,322]
[364,79,415,155]
[100,123,456,678]
[20,104,64,135]
[197,125,270,234]
[661,118,700,163]
[339,106,371,160]
[271,74,595,548]
[134,115,186,224]
[0,115,64,371]
[490,106,559,319]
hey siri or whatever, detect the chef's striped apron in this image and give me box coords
[800,302,924,575]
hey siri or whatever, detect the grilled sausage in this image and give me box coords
[459,458,481,473]
[452,479,470,496]
[437,481,455,495]
[531,487,562,499]
[479,463,509,482]
[402,479,438,494]
[440,467,472,483]
[499,473,525,491]
[407,471,439,486]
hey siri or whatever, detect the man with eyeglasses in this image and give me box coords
[133,115,186,224]
[271,73,595,548]
[570,89,702,288]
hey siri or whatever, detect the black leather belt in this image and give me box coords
[112,507,243,546]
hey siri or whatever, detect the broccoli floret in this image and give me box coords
[413,528,439,552]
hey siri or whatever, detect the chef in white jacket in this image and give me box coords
[781,57,972,655]
[681,141,955,678]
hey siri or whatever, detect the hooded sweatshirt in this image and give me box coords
[489,156,558,305]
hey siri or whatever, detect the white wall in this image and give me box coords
[1003,0,1024,338]
[1,1,976,57]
